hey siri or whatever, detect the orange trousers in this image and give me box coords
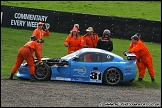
[138,55,154,78]
[11,47,35,75]
[38,43,42,58]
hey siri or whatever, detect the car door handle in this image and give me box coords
[93,67,98,70]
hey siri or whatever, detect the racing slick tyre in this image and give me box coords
[103,68,123,86]
[34,62,51,81]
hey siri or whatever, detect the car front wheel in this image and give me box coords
[103,68,122,86]
[34,62,51,81]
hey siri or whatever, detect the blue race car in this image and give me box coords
[17,48,136,86]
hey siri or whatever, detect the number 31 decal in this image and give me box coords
[90,70,102,81]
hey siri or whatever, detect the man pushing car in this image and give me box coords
[9,36,43,82]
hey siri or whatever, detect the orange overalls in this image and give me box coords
[129,40,154,78]
[83,33,99,61]
[11,41,41,75]
[64,35,85,54]
[32,28,50,57]
[83,33,99,48]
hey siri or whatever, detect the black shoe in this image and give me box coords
[151,78,155,82]
[138,77,143,81]
[9,74,14,80]
[30,75,37,82]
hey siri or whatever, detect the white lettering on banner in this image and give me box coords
[14,13,48,22]
[11,19,26,26]
[1,12,3,23]
[27,21,37,28]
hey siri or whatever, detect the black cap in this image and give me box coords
[131,35,139,40]
[134,33,141,37]
[30,36,37,41]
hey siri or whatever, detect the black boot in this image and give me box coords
[30,75,37,82]
[138,77,143,81]
[9,74,14,80]
[151,78,155,82]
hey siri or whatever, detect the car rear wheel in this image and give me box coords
[103,68,122,86]
[34,62,51,81]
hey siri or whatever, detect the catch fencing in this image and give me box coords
[1,5,161,43]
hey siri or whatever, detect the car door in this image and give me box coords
[70,52,102,83]
[50,63,71,81]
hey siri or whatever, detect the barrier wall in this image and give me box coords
[1,5,161,43]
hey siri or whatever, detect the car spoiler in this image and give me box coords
[125,52,136,60]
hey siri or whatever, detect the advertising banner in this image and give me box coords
[1,5,54,31]
[1,5,161,43]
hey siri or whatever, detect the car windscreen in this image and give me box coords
[61,50,82,61]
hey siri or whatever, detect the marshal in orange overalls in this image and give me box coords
[32,22,50,57]
[64,27,84,54]
[11,39,41,76]
[83,27,99,61]
[129,39,154,79]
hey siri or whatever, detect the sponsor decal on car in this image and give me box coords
[55,77,71,81]
[73,66,88,77]
[64,78,71,81]
[74,66,86,75]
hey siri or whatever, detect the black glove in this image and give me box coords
[42,24,48,31]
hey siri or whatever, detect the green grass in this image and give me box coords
[1,1,161,21]
[1,27,161,89]
[1,1,161,88]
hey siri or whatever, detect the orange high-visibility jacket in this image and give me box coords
[129,41,140,59]
[24,41,41,61]
[83,33,99,48]
[32,28,49,57]
[129,40,151,58]
[32,28,50,40]
[64,35,85,54]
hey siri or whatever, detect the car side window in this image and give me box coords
[100,53,114,62]
[78,52,102,62]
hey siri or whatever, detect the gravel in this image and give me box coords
[1,79,161,107]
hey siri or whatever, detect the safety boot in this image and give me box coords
[9,74,14,80]
[151,78,155,82]
[138,77,143,81]
[30,75,37,82]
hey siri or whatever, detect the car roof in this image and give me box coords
[61,48,123,61]
[79,48,122,58]
[80,48,110,53]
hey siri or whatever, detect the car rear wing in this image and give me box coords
[124,52,136,60]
